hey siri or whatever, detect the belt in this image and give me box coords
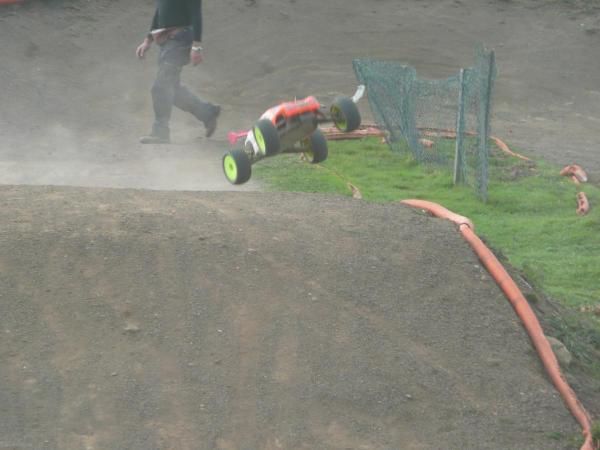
[153,26,189,45]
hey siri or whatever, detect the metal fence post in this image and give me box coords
[454,68,466,185]
[478,49,495,202]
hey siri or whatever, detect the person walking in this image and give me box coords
[136,0,220,144]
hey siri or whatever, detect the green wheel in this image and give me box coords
[303,128,328,164]
[330,96,361,132]
[223,149,252,185]
[253,119,280,156]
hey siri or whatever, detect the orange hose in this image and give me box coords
[402,199,474,230]
[490,136,532,162]
[320,125,386,140]
[577,192,590,216]
[323,124,531,162]
[419,138,435,149]
[396,127,531,161]
[401,199,596,450]
[561,165,589,183]
[418,127,531,161]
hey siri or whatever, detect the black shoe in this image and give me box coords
[139,134,170,144]
[205,105,221,138]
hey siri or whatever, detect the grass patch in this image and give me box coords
[593,420,600,448]
[254,137,600,311]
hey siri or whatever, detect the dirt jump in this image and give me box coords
[1,0,598,449]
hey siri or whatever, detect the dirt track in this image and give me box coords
[0,0,598,449]
[0,186,579,449]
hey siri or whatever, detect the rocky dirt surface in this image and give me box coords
[0,0,597,448]
[0,186,580,449]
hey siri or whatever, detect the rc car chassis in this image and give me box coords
[223,86,365,185]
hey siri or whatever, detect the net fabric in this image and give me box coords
[353,47,496,201]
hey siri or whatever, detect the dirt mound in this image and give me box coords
[0,186,578,449]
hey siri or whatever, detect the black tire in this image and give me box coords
[330,96,361,132]
[304,128,328,164]
[253,119,280,156]
[223,149,252,185]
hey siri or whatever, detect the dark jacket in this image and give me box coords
[150,0,202,42]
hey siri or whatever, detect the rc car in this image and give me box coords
[223,86,365,185]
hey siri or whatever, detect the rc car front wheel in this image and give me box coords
[254,119,280,156]
[223,149,252,185]
[303,128,328,164]
[331,96,361,132]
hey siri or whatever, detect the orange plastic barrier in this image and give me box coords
[401,199,596,450]
[0,0,24,4]
[577,192,590,216]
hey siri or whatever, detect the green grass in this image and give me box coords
[254,138,600,311]
[593,420,600,447]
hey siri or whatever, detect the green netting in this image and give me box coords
[353,46,496,201]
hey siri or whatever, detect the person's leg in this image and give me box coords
[140,39,185,144]
[168,27,220,137]
[149,62,182,141]
[173,86,221,137]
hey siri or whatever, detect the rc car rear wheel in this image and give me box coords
[223,149,252,185]
[254,119,280,156]
[331,96,361,132]
[303,128,328,164]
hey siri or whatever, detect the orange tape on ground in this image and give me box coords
[401,199,596,450]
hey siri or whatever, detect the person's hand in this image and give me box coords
[136,38,152,59]
[190,47,203,66]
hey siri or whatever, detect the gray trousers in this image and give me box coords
[151,28,218,138]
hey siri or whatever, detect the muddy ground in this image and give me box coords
[0,0,598,449]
